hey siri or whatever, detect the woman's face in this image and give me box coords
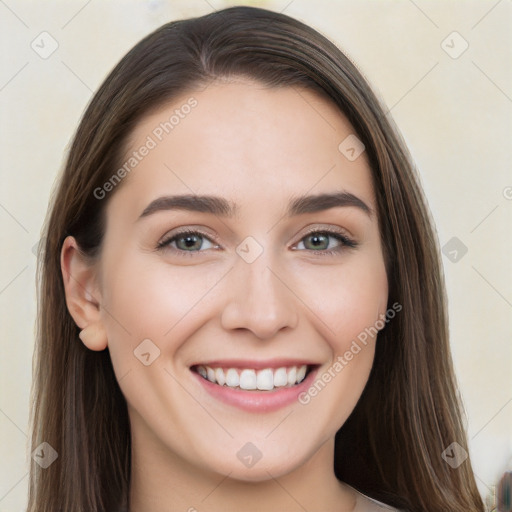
[95,79,388,480]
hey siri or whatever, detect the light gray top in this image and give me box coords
[347,484,403,511]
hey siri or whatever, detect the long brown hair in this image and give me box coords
[28,6,484,511]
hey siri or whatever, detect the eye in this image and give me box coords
[156,227,357,257]
[157,229,218,254]
[294,229,357,255]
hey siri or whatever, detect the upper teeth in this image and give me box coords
[196,365,308,390]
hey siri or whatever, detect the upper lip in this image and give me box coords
[190,358,320,370]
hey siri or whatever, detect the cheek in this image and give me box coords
[292,254,388,352]
[293,256,387,431]
[98,253,222,424]
[99,251,225,360]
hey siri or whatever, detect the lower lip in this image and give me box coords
[191,367,319,413]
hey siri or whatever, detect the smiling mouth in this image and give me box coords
[191,364,315,392]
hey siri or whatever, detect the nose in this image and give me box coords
[220,255,299,340]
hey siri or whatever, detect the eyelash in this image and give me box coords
[294,227,357,256]
[156,227,357,258]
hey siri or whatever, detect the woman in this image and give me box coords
[28,6,485,511]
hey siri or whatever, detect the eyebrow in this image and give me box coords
[137,191,373,220]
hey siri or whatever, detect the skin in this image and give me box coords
[62,78,389,512]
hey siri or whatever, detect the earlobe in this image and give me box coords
[61,236,107,349]
[78,321,108,351]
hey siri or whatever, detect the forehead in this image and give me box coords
[107,79,375,220]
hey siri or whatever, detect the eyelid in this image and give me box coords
[296,224,354,240]
[292,224,356,245]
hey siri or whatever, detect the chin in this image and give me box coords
[205,445,310,483]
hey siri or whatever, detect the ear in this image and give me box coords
[61,235,107,351]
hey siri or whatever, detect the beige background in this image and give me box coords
[1,0,511,509]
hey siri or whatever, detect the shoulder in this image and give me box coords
[346,483,403,511]
[356,494,401,511]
